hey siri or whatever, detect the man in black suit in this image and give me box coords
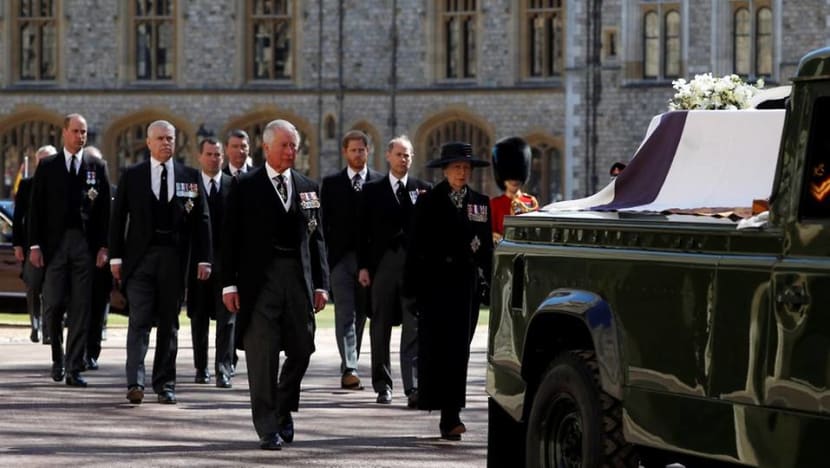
[28,114,111,387]
[109,120,212,405]
[222,119,329,450]
[320,130,382,390]
[187,137,235,388]
[358,135,431,407]
[13,144,55,344]
[222,129,253,177]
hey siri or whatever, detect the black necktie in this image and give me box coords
[352,174,362,192]
[70,154,77,175]
[209,179,218,199]
[159,164,168,202]
[275,175,288,203]
[235,169,241,177]
[396,180,407,205]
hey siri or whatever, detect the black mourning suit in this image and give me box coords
[28,150,111,378]
[222,166,329,440]
[320,166,382,377]
[358,175,431,397]
[186,172,235,380]
[109,159,211,395]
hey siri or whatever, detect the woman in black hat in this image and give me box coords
[405,141,493,440]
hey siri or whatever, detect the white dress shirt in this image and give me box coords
[201,171,222,194]
[265,163,293,211]
[150,157,174,201]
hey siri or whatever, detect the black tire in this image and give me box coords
[487,397,526,468]
[525,350,636,468]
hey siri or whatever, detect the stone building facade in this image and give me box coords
[0,0,827,203]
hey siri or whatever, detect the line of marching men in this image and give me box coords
[13,113,538,450]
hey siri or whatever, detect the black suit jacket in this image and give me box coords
[28,152,111,263]
[222,164,253,177]
[12,177,33,249]
[222,167,329,350]
[109,159,212,287]
[320,167,383,268]
[358,175,432,275]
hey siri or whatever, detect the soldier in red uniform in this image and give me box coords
[489,137,539,244]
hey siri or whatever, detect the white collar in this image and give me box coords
[389,173,408,187]
[347,166,367,180]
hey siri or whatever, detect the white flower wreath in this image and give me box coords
[668,74,764,111]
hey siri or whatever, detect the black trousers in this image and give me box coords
[43,229,93,373]
[86,266,112,361]
[125,246,182,393]
[244,256,315,439]
[189,272,235,376]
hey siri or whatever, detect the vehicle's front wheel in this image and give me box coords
[525,350,636,468]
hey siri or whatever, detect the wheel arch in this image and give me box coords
[520,288,625,414]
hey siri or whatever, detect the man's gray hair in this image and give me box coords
[388,135,414,155]
[262,119,299,145]
[147,119,175,135]
[35,145,57,158]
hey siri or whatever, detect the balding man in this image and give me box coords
[110,120,212,405]
[13,144,57,344]
[28,114,111,387]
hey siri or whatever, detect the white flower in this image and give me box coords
[668,73,763,110]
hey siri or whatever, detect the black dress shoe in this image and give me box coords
[51,363,65,382]
[42,334,51,345]
[259,433,284,450]
[85,357,99,371]
[65,372,88,387]
[439,423,466,441]
[127,386,144,404]
[406,389,418,409]
[30,328,39,343]
[194,369,210,384]
[278,413,294,443]
[215,373,232,388]
[157,390,177,404]
[376,389,392,404]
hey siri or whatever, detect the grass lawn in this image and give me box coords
[0,305,490,329]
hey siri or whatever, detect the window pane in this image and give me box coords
[253,23,272,79]
[19,22,37,80]
[273,20,291,79]
[464,16,476,78]
[664,11,681,77]
[756,8,773,76]
[136,22,151,79]
[447,18,459,78]
[643,11,659,78]
[157,21,174,79]
[734,8,750,75]
[249,2,293,80]
[40,21,56,79]
[530,16,543,76]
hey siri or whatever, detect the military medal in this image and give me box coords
[471,235,481,253]
[468,204,488,222]
[86,187,98,201]
[308,217,318,233]
[86,171,97,185]
[409,190,419,205]
[300,191,321,209]
[184,198,194,213]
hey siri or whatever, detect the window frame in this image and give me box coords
[247,0,296,82]
[128,0,178,82]
[521,0,565,81]
[639,2,682,81]
[10,0,60,83]
[730,0,773,80]
[435,0,479,82]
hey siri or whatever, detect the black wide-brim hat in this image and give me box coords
[426,142,490,168]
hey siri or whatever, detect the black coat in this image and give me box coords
[357,174,431,275]
[221,167,329,351]
[320,167,383,269]
[186,172,232,319]
[109,159,212,291]
[12,177,33,249]
[28,152,111,263]
[406,179,493,410]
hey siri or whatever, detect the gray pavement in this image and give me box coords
[0,323,488,467]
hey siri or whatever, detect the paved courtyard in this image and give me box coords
[0,323,488,467]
